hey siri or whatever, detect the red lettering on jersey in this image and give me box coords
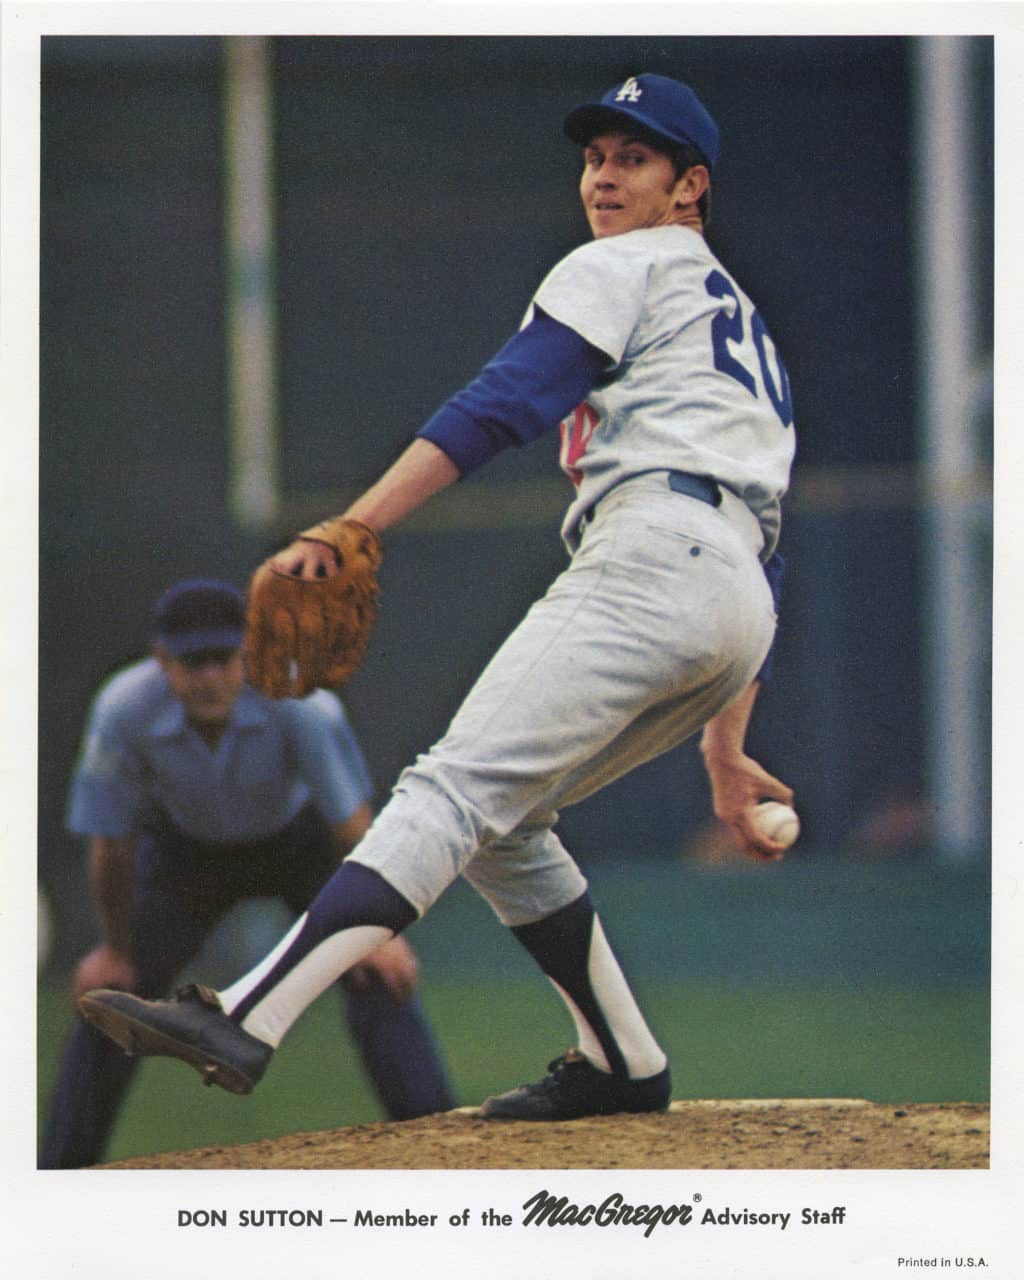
[559,402,599,486]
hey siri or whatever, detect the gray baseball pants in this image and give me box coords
[350,471,776,926]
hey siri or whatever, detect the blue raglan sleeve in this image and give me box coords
[416,307,611,475]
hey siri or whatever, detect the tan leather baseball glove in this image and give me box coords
[245,517,382,699]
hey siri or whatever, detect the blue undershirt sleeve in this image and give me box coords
[756,551,785,684]
[417,306,787,683]
[416,307,612,475]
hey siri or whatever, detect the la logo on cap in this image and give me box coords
[614,76,643,103]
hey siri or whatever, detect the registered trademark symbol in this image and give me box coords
[692,1193,702,1202]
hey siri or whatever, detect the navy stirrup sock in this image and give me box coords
[302,859,418,940]
[229,861,417,1024]
[511,890,629,1077]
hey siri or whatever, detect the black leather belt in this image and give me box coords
[581,469,722,531]
[667,469,722,507]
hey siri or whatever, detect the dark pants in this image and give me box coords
[39,806,455,1168]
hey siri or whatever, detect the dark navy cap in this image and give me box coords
[563,73,719,170]
[154,579,245,657]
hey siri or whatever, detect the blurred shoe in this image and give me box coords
[480,1049,671,1120]
[78,983,272,1095]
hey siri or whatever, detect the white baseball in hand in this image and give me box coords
[752,800,800,847]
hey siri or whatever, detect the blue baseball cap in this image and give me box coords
[154,579,245,657]
[563,73,720,170]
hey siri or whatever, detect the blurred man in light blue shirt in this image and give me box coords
[40,579,454,1168]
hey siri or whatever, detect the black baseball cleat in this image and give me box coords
[77,983,273,1095]
[480,1049,672,1121]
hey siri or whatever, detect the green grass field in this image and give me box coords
[37,854,990,1164]
[36,976,989,1164]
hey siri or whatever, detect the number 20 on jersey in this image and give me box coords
[705,269,793,428]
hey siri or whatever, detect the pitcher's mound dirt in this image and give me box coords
[99,1098,988,1170]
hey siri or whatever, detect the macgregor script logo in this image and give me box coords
[615,77,643,103]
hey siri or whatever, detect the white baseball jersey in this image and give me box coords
[529,225,796,559]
